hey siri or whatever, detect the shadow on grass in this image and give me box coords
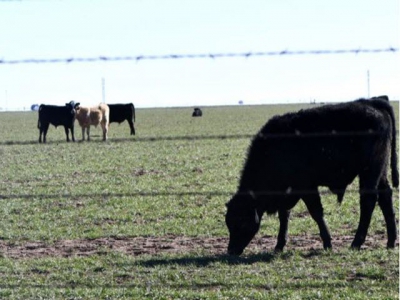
[0,138,133,146]
[0,190,230,200]
[131,248,332,268]
[0,134,251,146]
[133,251,303,268]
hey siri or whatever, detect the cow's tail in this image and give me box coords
[369,99,399,187]
[389,107,399,188]
[131,103,136,123]
[367,99,398,187]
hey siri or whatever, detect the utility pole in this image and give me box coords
[102,78,105,103]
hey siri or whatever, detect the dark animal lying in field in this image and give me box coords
[108,103,136,135]
[192,108,202,117]
[225,96,398,255]
[38,101,79,143]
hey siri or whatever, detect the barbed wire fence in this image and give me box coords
[0,187,398,201]
[0,47,398,65]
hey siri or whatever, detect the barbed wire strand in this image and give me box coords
[0,187,398,201]
[1,129,399,146]
[0,48,398,65]
[0,129,398,198]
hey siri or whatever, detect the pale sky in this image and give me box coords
[0,0,399,110]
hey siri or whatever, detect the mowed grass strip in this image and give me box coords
[0,103,398,299]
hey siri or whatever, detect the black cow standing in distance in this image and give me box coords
[107,103,136,135]
[192,107,202,117]
[38,101,79,143]
[226,96,398,255]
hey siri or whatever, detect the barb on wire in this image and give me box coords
[0,48,397,65]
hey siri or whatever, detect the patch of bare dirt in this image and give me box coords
[0,234,393,259]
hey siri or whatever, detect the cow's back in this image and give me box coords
[108,104,132,123]
[264,100,389,135]
[38,105,73,127]
[239,99,395,193]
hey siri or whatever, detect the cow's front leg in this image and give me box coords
[302,190,332,249]
[81,127,85,141]
[275,209,291,252]
[64,126,70,142]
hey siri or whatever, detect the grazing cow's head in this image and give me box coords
[225,192,261,256]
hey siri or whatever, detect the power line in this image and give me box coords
[0,48,397,65]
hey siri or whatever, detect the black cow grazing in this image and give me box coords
[192,107,202,117]
[38,101,80,143]
[226,96,398,255]
[107,103,136,135]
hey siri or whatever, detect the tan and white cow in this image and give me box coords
[75,103,110,141]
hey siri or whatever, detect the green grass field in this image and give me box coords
[0,103,398,299]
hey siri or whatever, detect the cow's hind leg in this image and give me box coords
[102,124,106,141]
[302,189,332,249]
[128,120,135,135]
[275,209,291,252]
[377,177,397,248]
[39,128,43,143]
[351,175,379,249]
[87,126,91,141]
[81,127,85,141]
[101,122,108,141]
[42,123,49,143]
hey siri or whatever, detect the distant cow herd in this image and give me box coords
[37,102,136,143]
